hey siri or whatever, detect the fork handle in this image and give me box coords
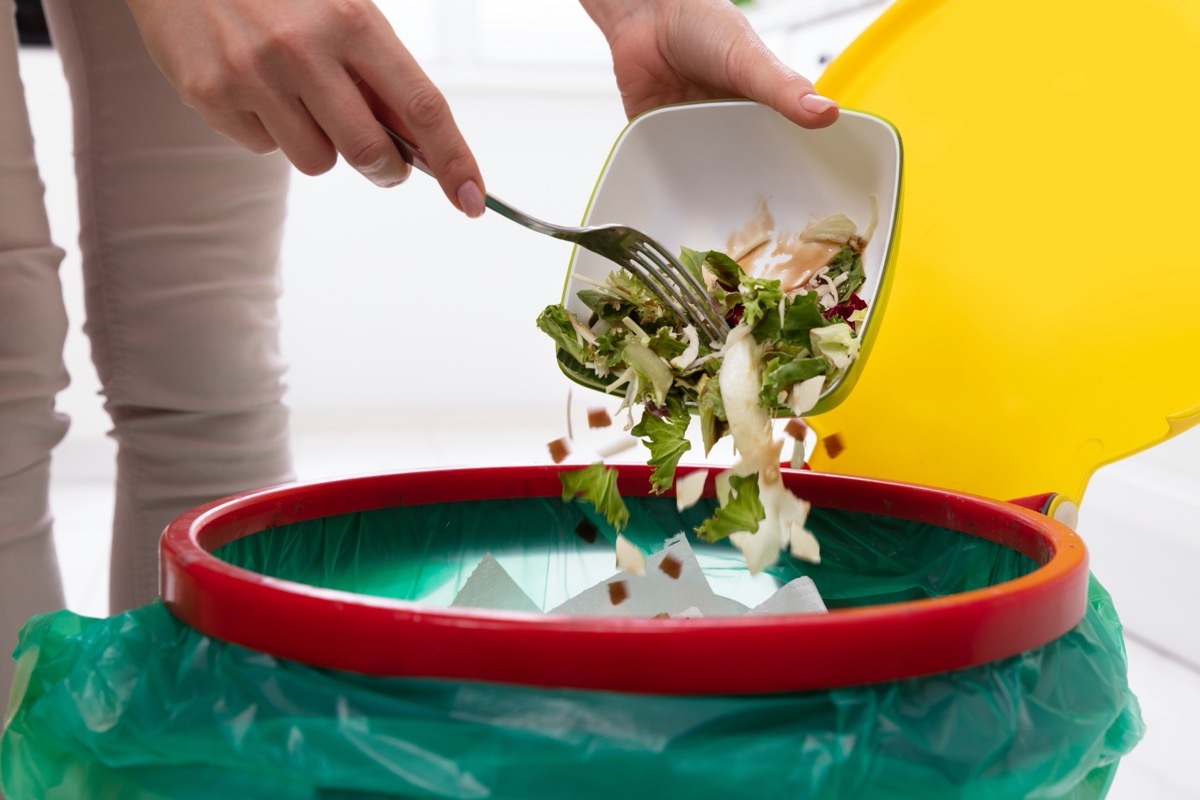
[380,124,566,235]
[381,125,433,178]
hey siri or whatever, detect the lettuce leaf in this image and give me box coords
[560,463,629,531]
[759,354,828,407]
[824,245,865,302]
[810,322,860,371]
[700,249,746,287]
[679,246,707,284]
[696,375,727,456]
[738,276,784,332]
[536,305,592,365]
[646,327,689,361]
[695,474,763,542]
[630,397,692,493]
[577,288,632,322]
[780,291,828,345]
[593,327,628,366]
[607,271,667,324]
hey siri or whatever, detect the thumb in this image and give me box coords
[724,34,840,129]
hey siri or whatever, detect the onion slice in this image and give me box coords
[615,534,646,576]
[674,470,708,511]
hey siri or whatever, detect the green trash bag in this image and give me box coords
[2,497,1144,799]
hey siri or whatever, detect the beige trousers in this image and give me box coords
[1,0,294,722]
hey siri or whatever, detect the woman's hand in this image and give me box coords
[124,0,487,216]
[579,0,839,127]
[124,0,831,217]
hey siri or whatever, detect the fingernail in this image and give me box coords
[457,180,486,218]
[366,158,409,188]
[799,93,837,114]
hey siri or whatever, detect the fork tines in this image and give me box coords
[626,241,729,345]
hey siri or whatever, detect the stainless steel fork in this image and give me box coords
[383,127,730,345]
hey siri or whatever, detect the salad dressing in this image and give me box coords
[726,200,845,296]
[748,237,844,295]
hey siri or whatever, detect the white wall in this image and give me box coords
[276,88,626,422]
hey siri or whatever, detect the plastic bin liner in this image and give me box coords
[2,496,1143,799]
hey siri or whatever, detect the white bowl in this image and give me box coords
[557,100,903,415]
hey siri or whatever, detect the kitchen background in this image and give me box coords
[13,1,1199,796]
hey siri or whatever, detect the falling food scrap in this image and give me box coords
[674,470,707,512]
[615,533,647,576]
[587,407,613,428]
[608,580,629,606]
[785,419,809,441]
[595,435,639,458]
[823,433,845,459]
[574,518,598,544]
[658,554,683,580]
[566,389,574,440]
[547,437,570,464]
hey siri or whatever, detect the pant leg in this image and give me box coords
[42,0,295,613]
[0,0,68,737]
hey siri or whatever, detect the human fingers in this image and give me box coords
[125,0,420,187]
[200,109,281,155]
[722,33,839,129]
[667,4,839,129]
[293,60,414,187]
[351,44,485,216]
[191,35,406,181]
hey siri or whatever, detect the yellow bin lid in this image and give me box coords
[806,0,1200,506]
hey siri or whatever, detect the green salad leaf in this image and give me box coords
[630,396,692,494]
[810,322,860,371]
[535,305,592,366]
[560,463,629,531]
[760,354,827,408]
[703,250,746,289]
[825,244,866,302]
[695,474,763,543]
[577,288,631,322]
[780,290,828,344]
[696,375,727,456]
[678,246,707,284]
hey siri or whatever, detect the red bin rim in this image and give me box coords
[160,465,1089,694]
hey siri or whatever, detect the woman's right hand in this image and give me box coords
[124,0,487,216]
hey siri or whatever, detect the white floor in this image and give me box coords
[47,417,1200,800]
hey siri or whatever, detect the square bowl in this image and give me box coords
[556,100,902,416]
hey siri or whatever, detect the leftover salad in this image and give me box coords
[540,202,873,573]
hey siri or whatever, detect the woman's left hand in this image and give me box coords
[579,0,838,127]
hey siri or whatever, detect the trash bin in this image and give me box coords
[2,465,1142,799]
